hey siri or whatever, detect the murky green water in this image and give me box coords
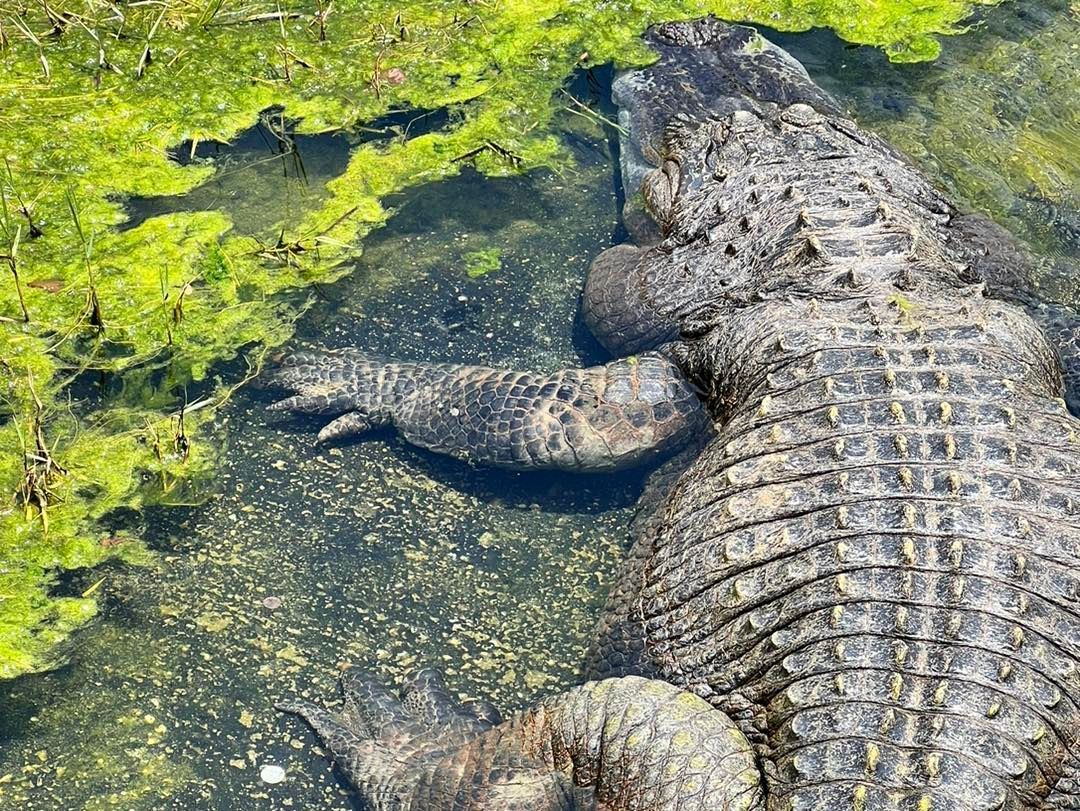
[778,0,1078,276]
[0,1,1076,808]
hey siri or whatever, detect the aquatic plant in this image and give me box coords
[464,248,503,278]
[0,0,1009,677]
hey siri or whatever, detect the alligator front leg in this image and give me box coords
[266,349,707,471]
[279,667,764,810]
[582,244,683,355]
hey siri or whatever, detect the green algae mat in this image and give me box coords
[0,0,1060,680]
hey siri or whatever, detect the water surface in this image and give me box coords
[0,2,1076,807]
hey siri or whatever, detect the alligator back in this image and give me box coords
[639,287,1080,808]
[596,21,1080,809]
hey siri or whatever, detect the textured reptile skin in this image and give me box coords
[1039,302,1080,416]
[278,17,1080,810]
[582,242,681,356]
[584,19,1080,810]
[619,295,1079,810]
[585,20,841,354]
[947,212,1080,416]
[279,669,762,810]
[610,19,840,247]
[268,350,707,471]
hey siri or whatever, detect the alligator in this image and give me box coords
[269,18,1080,810]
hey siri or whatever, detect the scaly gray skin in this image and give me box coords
[274,17,1080,811]
[267,350,707,471]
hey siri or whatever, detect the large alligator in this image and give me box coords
[269,19,1080,810]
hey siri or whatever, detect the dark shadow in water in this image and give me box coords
[122,105,450,234]
[375,166,561,241]
[297,162,616,362]
[567,63,630,246]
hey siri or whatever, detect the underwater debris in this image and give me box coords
[1,227,30,324]
[259,764,286,785]
[250,229,314,266]
[452,141,525,168]
[15,375,67,535]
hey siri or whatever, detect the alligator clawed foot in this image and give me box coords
[264,349,392,444]
[278,667,557,809]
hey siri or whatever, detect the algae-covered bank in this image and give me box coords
[0,0,1076,806]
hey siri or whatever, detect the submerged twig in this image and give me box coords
[0,163,31,321]
[452,140,523,167]
[144,417,171,492]
[3,157,44,238]
[560,90,628,135]
[310,0,333,41]
[15,372,68,535]
[369,42,388,99]
[158,264,173,346]
[173,399,189,462]
[197,0,228,27]
[143,395,192,494]
[65,187,104,332]
[207,11,302,26]
[71,15,123,84]
[172,279,194,327]
[136,3,167,79]
[10,15,50,80]
[2,225,30,322]
[249,228,313,265]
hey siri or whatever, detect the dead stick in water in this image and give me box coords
[2,225,30,322]
[208,11,303,26]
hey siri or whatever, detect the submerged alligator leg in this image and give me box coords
[582,243,682,356]
[279,668,763,810]
[267,349,707,471]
